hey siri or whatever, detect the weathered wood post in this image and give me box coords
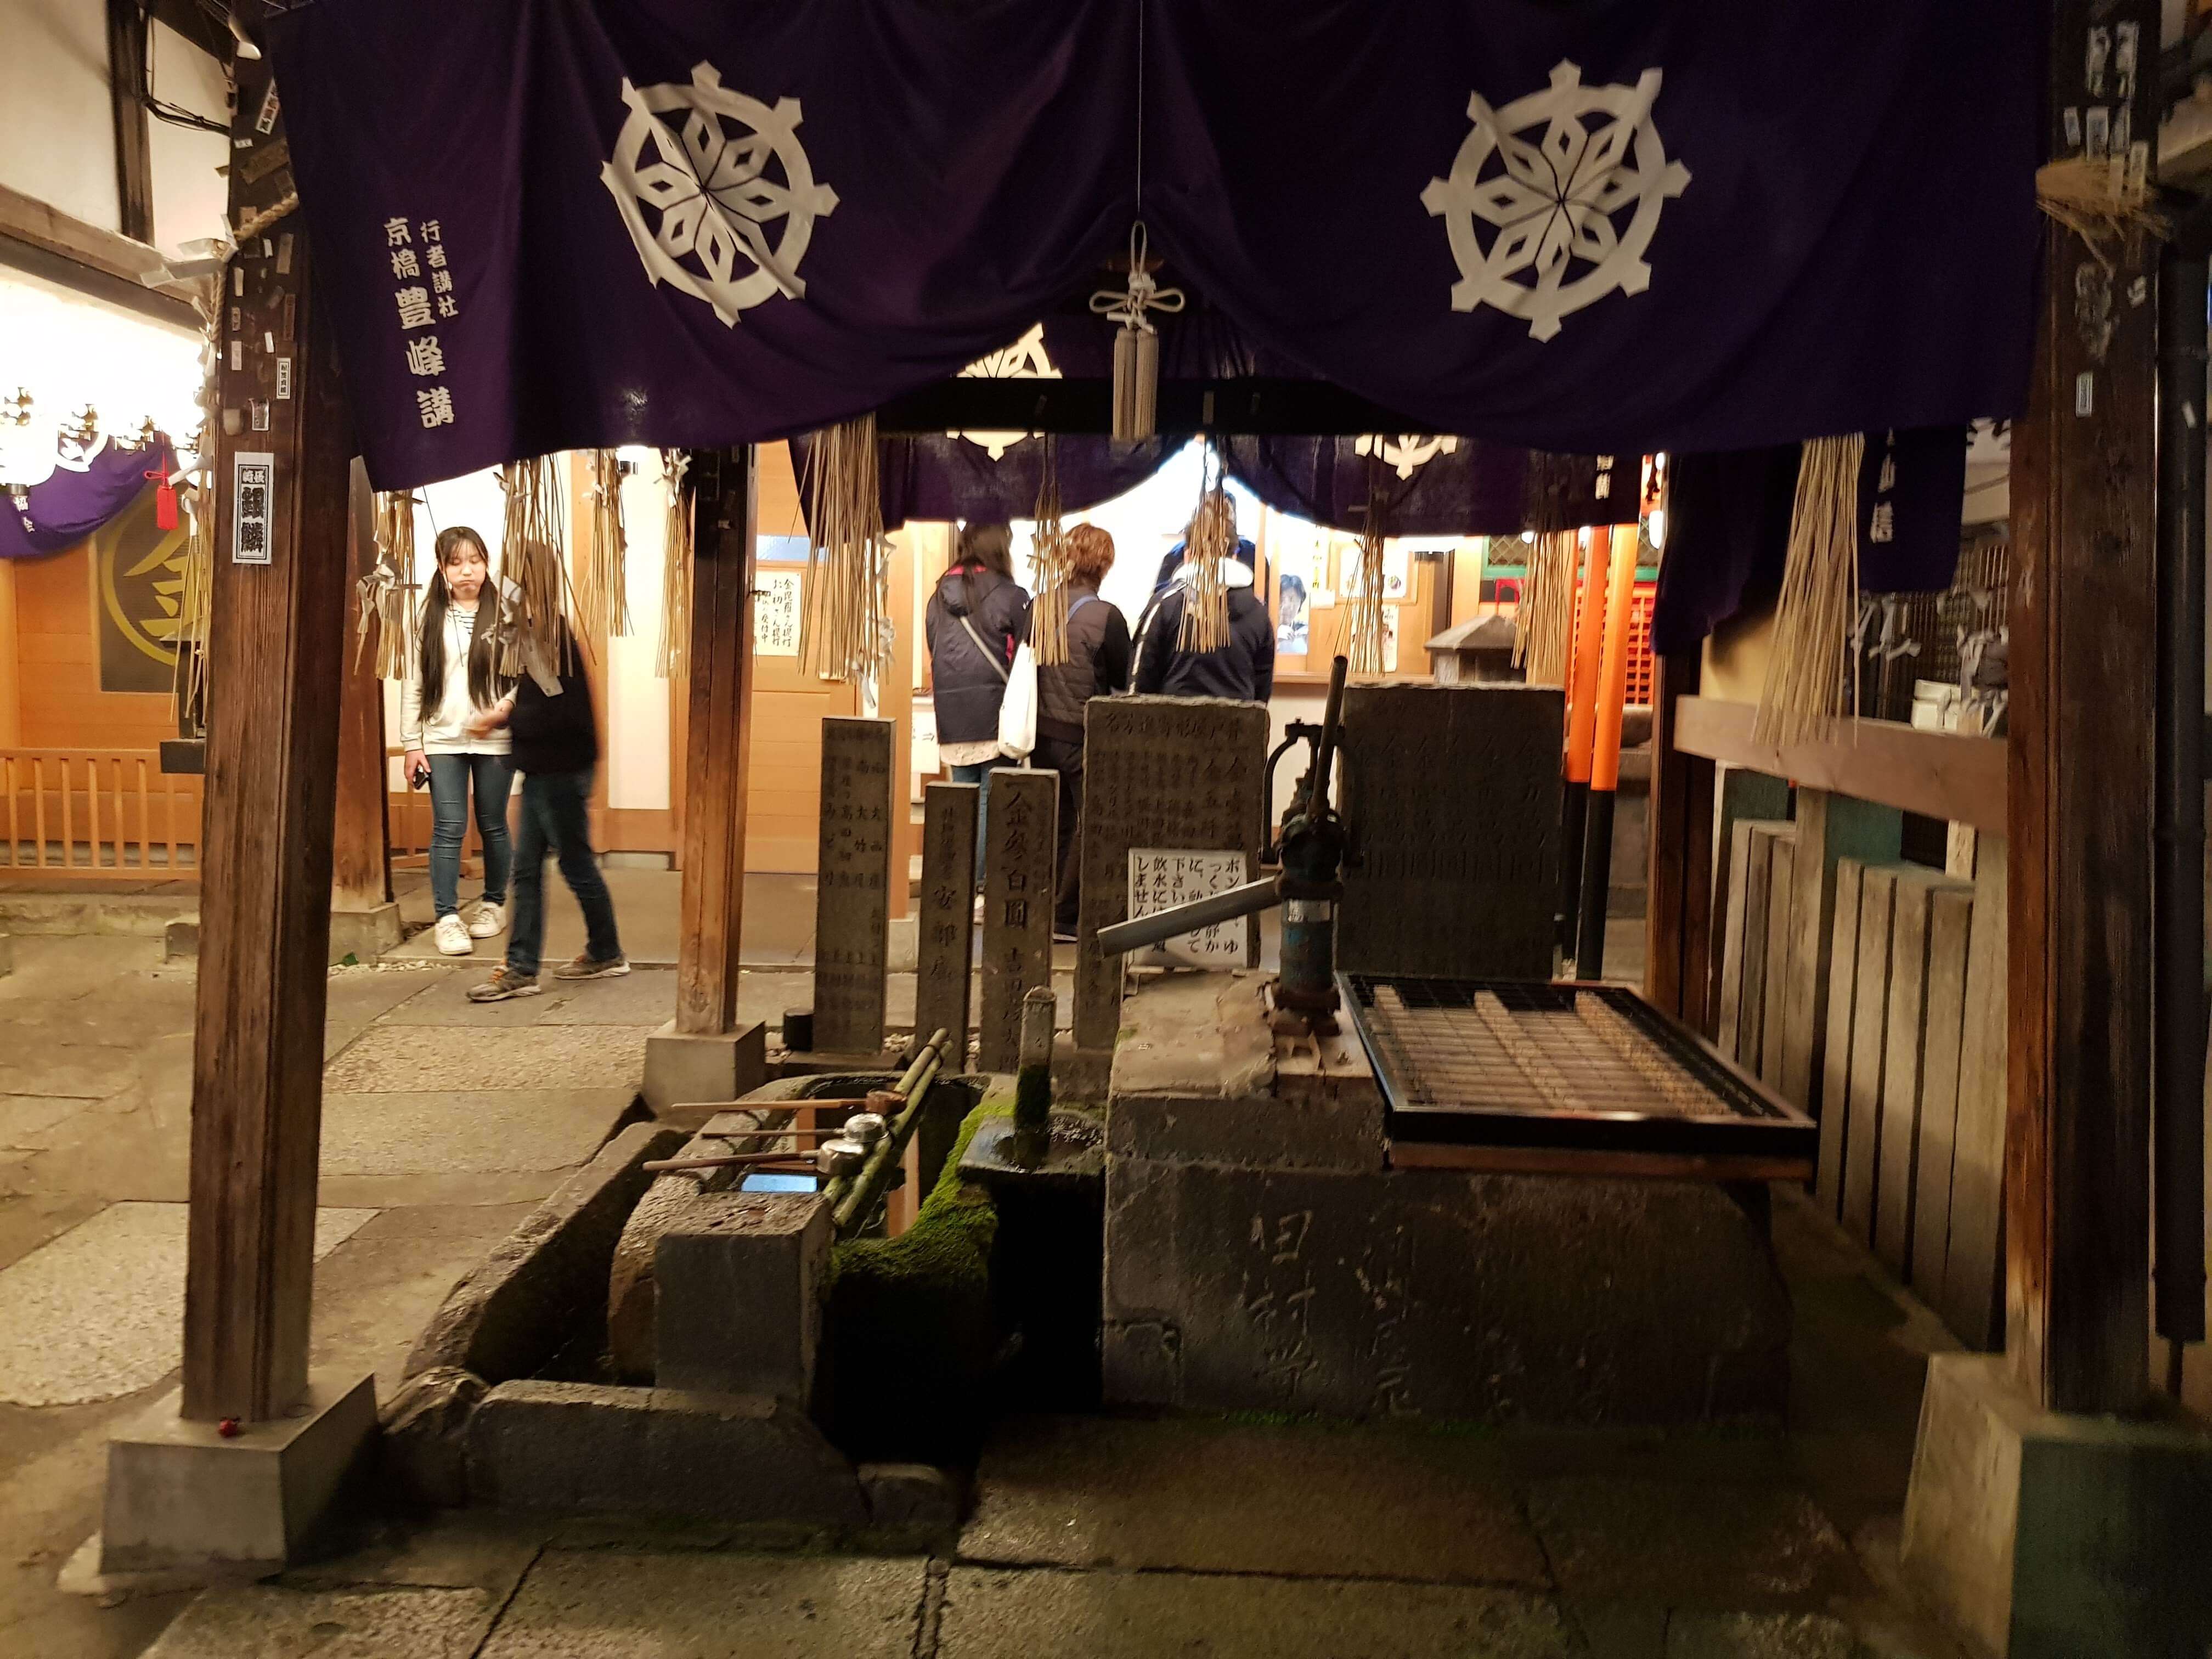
[647,446,768,1116]
[101,38,380,1577]
[1902,5,2212,1652]
[328,461,400,963]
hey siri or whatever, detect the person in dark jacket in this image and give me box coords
[464,619,627,1001]
[924,521,1030,884]
[1035,524,1132,938]
[1133,539,1276,703]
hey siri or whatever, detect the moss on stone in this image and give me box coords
[824,1089,1012,1464]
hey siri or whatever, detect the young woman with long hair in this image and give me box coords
[400,526,517,956]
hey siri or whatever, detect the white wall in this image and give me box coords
[0,0,120,232]
[145,20,229,255]
[605,449,670,811]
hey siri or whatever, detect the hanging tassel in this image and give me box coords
[1513,529,1579,686]
[1754,433,1866,746]
[656,449,693,680]
[356,490,421,678]
[1177,461,1234,656]
[499,454,573,687]
[1341,461,1390,676]
[577,449,633,644]
[1091,223,1184,442]
[171,477,215,736]
[1028,436,1076,667]
[799,414,895,690]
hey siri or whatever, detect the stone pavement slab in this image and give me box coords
[960,1414,1548,1587]
[323,1024,652,1092]
[475,1548,925,1657]
[143,1583,496,1658]
[0,1202,374,1407]
[4,1043,145,1101]
[1525,1477,1857,1606]
[939,1566,1583,1658]
[1664,1611,1871,1657]
[319,1090,632,1177]
[0,1096,90,1149]
[281,1511,554,1600]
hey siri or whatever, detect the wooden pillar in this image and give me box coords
[2006,0,2158,1416]
[674,447,755,1036]
[331,462,391,913]
[105,0,154,245]
[1644,650,1714,1033]
[180,50,353,1423]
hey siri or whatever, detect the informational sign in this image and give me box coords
[231,450,274,565]
[754,567,801,656]
[1126,849,1251,968]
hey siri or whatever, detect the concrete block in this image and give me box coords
[379,1366,486,1509]
[407,1121,685,1384]
[100,1370,378,1575]
[326,901,402,965]
[857,1462,962,1538]
[642,1019,768,1121]
[162,914,198,962]
[466,1379,866,1527]
[1104,1155,1788,1426]
[1902,1353,2212,1659]
[654,1193,832,1402]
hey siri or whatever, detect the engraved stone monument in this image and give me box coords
[914,782,979,1065]
[1337,684,1564,980]
[978,767,1057,1071]
[811,716,894,1054]
[1076,697,1269,1050]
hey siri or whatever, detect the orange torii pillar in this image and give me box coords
[1572,524,1643,977]
[1556,530,1609,952]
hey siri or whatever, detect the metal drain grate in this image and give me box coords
[1340,974,1816,1169]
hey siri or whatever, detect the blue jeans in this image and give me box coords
[507,768,622,978]
[949,761,994,887]
[428,752,514,917]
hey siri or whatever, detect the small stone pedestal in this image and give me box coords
[644,1019,768,1122]
[100,1369,377,1576]
[326,902,402,965]
[1901,1353,2212,1658]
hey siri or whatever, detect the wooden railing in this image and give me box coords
[0,749,202,881]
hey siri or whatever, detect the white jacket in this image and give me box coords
[399,603,512,754]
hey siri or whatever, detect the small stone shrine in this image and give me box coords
[810,716,894,1055]
[1337,683,1563,980]
[913,782,979,1066]
[978,768,1057,1070]
[1075,697,1268,1051]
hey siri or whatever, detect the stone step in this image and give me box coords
[0,888,199,939]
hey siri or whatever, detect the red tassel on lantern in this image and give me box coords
[148,471,178,531]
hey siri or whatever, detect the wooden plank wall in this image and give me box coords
[10,542,178,752]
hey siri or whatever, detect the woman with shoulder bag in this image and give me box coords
[923,521,1030,887]
[1035,524,1131,940]
[400,526,517,956]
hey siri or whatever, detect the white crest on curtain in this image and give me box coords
[950,323,1062,460]
[1353,433,1460,479]
[601,63,839,326]
[1423,61,1690,342]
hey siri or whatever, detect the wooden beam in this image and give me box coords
[1644,651,1715,1031]
[674,448,756,1036]
[0,182,198,330]
[106,0,155,244]
[1672,696,2005,835]
[2005,0,2158,1417]
[330,462,390,911]
[180,52,352,1423]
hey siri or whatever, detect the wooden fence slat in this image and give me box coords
[1942,834,2010,1349]
[1760,837,1796,1086]
[1816,857,1867,1218]
[1912,885,1976,1298]
[1842,867,1900,1245]
[33,758,48,868]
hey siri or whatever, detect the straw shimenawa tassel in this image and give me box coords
[498,455,574,684]
[1028,436,1074,668]
[357,490,420,677]
[171,478,215,730]
[577,449,632,644]
[656,449,692,680]
[800,415,895,689]
[1342,462,1390,676]
[1754,433,1866,747]
[1177,482,1235,655]
[1514,529,1579,686]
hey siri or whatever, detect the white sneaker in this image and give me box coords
[433,913,473,956]
[468,901,506,939]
